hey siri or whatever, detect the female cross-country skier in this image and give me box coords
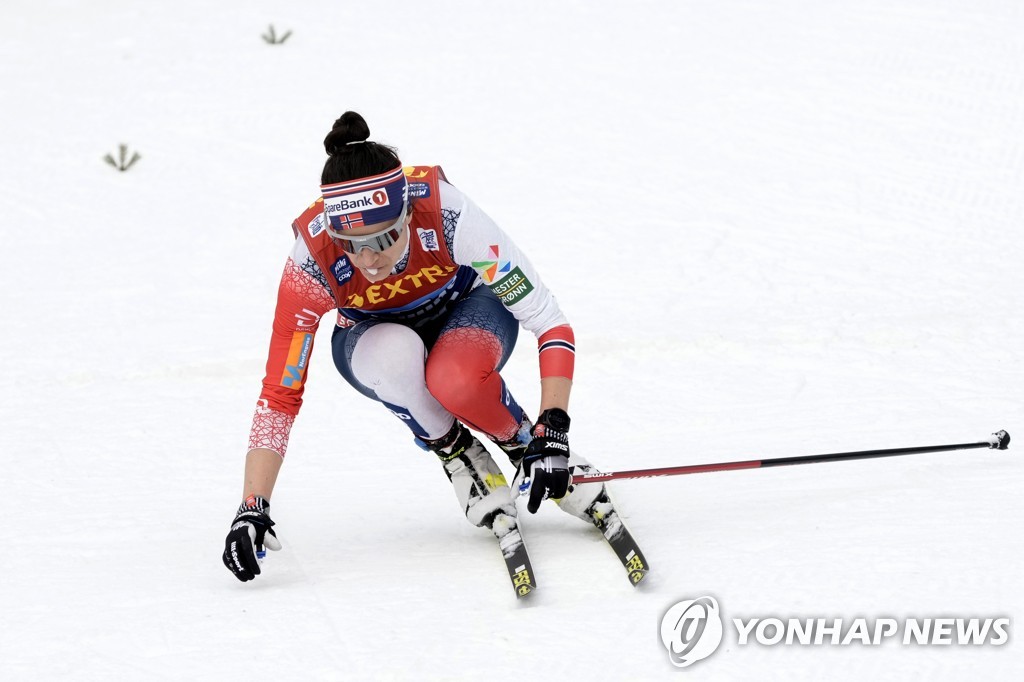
[222,111,637,586]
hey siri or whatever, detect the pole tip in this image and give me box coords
[989,430,1010,450]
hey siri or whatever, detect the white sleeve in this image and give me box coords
[446,182,569,337]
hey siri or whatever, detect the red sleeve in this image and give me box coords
[248,257,337,456]
[537,324,575,380]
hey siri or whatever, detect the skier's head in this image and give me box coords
[320,111,411,284]
[321,111,403,185]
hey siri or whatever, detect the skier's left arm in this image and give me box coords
[450,187,575,410]
[451,187,576,511]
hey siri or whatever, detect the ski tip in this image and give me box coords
[622,546,651,588]
[990,430,1010,450]
[510,563,537,598]
[516,583,537,598]
[629,568,651,587]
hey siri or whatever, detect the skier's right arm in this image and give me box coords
[243,447,283,500]
[223,246,337,582]
[246,251,336,459]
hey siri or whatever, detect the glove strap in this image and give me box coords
[532,409,571,446]
[237,494,270,516]
[536,408,571,433]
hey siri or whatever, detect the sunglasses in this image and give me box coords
[324,198,408,255]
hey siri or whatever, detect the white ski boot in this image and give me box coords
[554,452,614,522]
[426,422,516,529]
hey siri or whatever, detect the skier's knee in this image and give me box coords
[351,323,426,391]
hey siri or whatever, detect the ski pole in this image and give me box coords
[570,430,1011,485]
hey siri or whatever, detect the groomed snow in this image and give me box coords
[1,1,1021,679]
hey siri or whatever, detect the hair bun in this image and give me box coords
[324,111,371,155]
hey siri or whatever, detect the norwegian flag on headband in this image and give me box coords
[320,165,408,232]
[333,213,365,231]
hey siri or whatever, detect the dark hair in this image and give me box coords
[321,111,402,185]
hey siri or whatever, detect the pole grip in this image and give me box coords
[989,430,1011,450]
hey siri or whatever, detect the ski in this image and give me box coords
[491,512,537,598]
[581,492,650,586]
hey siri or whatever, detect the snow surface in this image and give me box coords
[2,0,1022,679]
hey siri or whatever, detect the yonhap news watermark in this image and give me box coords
[659,596,1011,669]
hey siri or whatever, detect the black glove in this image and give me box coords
[522,408,572,514]
[222,495,281,582]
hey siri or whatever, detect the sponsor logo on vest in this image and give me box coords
[307,213,325,238]
[343,264,457,308]
[417,228,439,251]
[324,189,390,216]
[409,182,430,198]
[488,266,534,305]
[332,256,353,284]
[280,331,313,389]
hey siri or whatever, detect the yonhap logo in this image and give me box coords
[660,596,724,668]
[731,616,1011,646]
[659,596,1011,670]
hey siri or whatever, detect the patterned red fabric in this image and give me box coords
[426,327,519,442]
[247,401,296,456]
[257,258,337,419]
